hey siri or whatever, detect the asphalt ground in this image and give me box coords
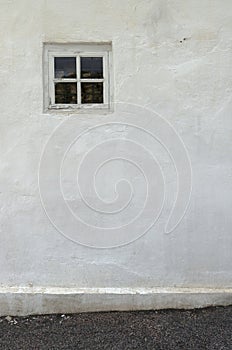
[0,306,231,349]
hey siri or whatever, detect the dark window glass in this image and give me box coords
[80,57,103,78]
[81,83,103,104]
[55,83,77,104]
[54,57,76,78]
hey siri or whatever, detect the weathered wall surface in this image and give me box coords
[0,0,231,314]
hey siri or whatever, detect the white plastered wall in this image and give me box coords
[0,0,231,315]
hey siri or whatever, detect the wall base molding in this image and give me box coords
[0,286,231,316]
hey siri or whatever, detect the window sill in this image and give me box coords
[43,104,113,115]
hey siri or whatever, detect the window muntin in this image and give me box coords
[44,44,112,111]
[52,55,105,106]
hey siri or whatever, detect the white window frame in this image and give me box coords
[43,43,112,113]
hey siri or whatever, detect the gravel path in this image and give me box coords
[0,306,231,349]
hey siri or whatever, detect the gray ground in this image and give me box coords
[0,306,231,349]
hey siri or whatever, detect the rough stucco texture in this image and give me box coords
[0,0,231,290]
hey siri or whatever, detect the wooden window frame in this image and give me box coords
[43,43,113,113]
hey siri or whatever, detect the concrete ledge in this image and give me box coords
[0,287,231,316]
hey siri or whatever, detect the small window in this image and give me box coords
[43,43,112,112]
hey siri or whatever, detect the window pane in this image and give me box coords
[81,57,103,78]
[55,83,77,104]
[81,83,103,104]
[54,57,76,78]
